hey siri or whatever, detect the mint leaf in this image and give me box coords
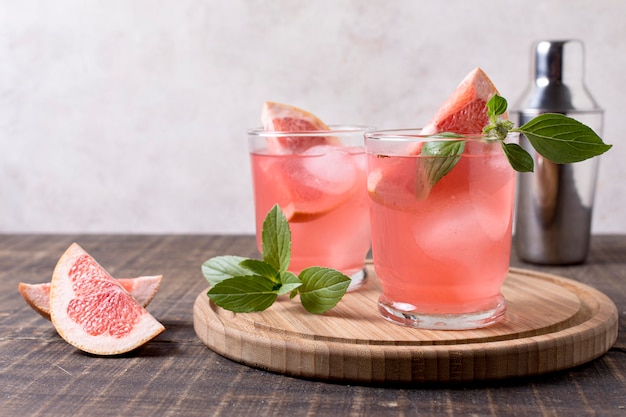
[239,258,279,281]
[201,255,251,286]
[420,139,465,187]
[298,267,350,314]
[207,275,278,312]
[277,271,301,295]
[201,205,350,315]
[484,96,514,140]
[487,94,507,117]
[262,204,291,271]
[501,142,534,172]
[414,94,612,185]
[514,113,611,164]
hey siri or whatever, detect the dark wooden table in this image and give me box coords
[1,234,624,416]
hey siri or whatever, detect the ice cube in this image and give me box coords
[299,145,357,195]
[468,153,512,194]
[470,181,515,241]
[413,196,482,261]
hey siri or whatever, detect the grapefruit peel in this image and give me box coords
[49,243,165,355]
[260,101,347,221]
[261,101,340,154]
[369,67,501,207]
[19,275,162,321]
[420,68,610,176]
[368,67,611,206]
[421,67,503,136]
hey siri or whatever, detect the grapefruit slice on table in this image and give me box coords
[50,243,165,355]
[261,101,340,153]
[19,275,162,321]
[368,67,503,207]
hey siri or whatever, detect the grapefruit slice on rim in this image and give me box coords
[19,275,162,321]
[368,67,503,208]
[261,101,340,153]
[260,101,350,221]
[421,67,504,135]
[50,243,165,355]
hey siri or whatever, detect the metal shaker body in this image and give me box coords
[514,40,604,265]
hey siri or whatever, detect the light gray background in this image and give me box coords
[1,0,623,234]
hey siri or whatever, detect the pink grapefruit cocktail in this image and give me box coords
[249,127,372,290]
[366,131,517,329]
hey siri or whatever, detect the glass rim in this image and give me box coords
[364,128,518,142]
[248,125,374,137]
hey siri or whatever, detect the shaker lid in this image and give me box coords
[516,40,600,113]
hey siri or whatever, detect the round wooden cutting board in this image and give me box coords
[193,267,618,384]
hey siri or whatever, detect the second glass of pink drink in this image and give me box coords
[365,130,518,329]
[248,126,372,290]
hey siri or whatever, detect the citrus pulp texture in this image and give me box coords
[421,67,504,135]
[19,275,162,321]
[50,243,165,355]
[261,101,340,154]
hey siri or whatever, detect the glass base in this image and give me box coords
[346,268,367,292]
[378,295,506,330]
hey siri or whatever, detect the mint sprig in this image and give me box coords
[420,94,612,189]
[201,205,351,314]
[486,94,611,172]
[512,113,611,165]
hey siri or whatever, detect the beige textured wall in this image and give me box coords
[1,0,623,233]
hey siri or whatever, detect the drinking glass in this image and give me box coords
[248,126,372,291]
[365,129,518,329]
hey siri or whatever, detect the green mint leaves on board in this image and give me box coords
[421,94,612,191]
[201,205,350,314]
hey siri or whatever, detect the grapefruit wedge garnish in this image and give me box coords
[421,67,503,135]
[50,243,165,355]
[369,67,503,207]
[19,275,162,321]
[261,101,351,221]
[261,101,340,153]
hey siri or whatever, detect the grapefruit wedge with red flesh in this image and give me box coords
[50,243,165,355]
[421,67,504,135]
[368,67,503,208]
[19,275,162,321]
[261,101,340,153]
[260,101,353,221]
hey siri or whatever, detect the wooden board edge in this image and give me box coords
[192,277,619,384]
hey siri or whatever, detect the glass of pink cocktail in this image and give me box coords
[365,129,518,329]
[248,126,372,290]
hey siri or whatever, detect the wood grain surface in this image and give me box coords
[194,267,617,383]
[1,234,625,417]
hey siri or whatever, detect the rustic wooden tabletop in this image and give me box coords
[1,234,624,416]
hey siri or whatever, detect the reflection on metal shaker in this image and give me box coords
[514,40,604,265]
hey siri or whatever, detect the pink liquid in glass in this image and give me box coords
[366,136,516,328]
[249,135,371,286]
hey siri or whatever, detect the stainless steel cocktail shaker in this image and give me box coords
[514,40,604,265]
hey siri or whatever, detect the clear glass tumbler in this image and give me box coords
[248,126,372,291]
[365,129,518,329]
